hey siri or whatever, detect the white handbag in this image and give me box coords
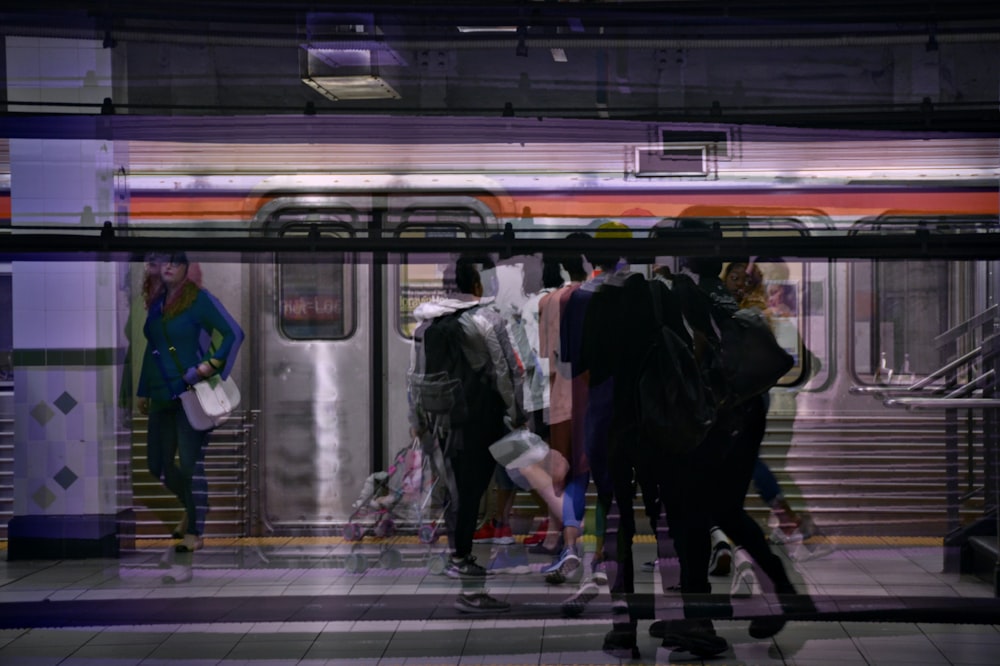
[180,374,241,431]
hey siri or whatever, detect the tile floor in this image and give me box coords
[1,534,998,665]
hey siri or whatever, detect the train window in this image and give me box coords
[276,224,354,340]
[849,218,990,384]
[852,259,952,383]
[394,211,482,338]
[653,216,818,387]
[0,267,10,388]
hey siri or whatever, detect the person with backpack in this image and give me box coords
[408,256,526,613]
[581,249,729,659]
[651,235,815,644]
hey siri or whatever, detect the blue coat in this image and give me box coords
[138,289,244,403]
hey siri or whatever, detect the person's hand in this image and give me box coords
[183,366,202,385]
[137,397,149,415]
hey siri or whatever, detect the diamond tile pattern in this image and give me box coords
[53,466,79,490]
[30,401,55,426]
[53,391,78,415]
[32,484,57,510]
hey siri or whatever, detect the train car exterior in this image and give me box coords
[1,115,998,541]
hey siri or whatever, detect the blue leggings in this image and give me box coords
[752,458,782,505]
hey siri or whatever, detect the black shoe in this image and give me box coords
[602,627,639,660]
[561,581,599,618]
[445,555,488,578]
[454,592,511,614]
[661,628,729,657]
[749,615,787,639]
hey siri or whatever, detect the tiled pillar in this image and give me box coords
[7,37,132,558]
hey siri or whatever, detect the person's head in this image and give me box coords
[588,220,631,272]
[454,256,484,297]
[156,251,190,291]
[722,259,764,302]
[561,232,589,281]
[541,257,564,289]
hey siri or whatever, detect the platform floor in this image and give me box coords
[1,534,999,665]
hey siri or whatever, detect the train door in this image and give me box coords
[251,195,496,535]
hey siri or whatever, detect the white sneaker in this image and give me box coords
[730,563,758,598]
[770,526,805,545]
[791,537,835,562]
[708,541,732,576]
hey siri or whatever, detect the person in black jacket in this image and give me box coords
[653,224,816,645]
[581,222,730,659]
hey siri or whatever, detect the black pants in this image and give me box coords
[710,395,795,594]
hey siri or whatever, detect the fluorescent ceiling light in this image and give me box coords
[457,26,517,33]
[303,75,400,100]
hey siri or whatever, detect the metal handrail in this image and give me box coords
[945,370,996,399]
[935,304,999,348]
[883,396,1000,410]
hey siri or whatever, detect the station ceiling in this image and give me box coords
[2,1,1000,131]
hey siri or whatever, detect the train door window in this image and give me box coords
[276,221,355,340]
[393,208,484,338]
[0,265,10,388]
[849,218,983,384]
[652,216,819,387]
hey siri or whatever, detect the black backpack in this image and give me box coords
[636,278,718,456]
[410,306,487,427]
[672,272,793,407]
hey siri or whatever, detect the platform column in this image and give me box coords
[6,36,132,559]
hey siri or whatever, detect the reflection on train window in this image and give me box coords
[277,224,353,340]
[0,269,10,387]
[853,259,951,383]
[395,211,480,338]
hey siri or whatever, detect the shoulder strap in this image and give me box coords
[148,302,185,399]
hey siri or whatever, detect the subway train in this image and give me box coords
[2,115,998,541]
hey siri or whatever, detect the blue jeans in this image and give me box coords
[147,402,210,535]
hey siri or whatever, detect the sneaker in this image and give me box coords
[493,523,515,545]
[602,627,640,660]
[591,558,609,585]
[454,592,511,614]
[541,546,580,574]
[529,535,563,555]
[545,558,582,585]
[661,627,729,657]
[445,555,488,578]
[175,534,203,553]
[770,526,805,545]
[708,541,732,576]
[791,535,835,562]
[488,547,532,574]
[472,521,497,544]
[641,559,658,572]
[730,562,759,598]
[522,519,549,546]
[561,580,599,617]
[749,614,787,639]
